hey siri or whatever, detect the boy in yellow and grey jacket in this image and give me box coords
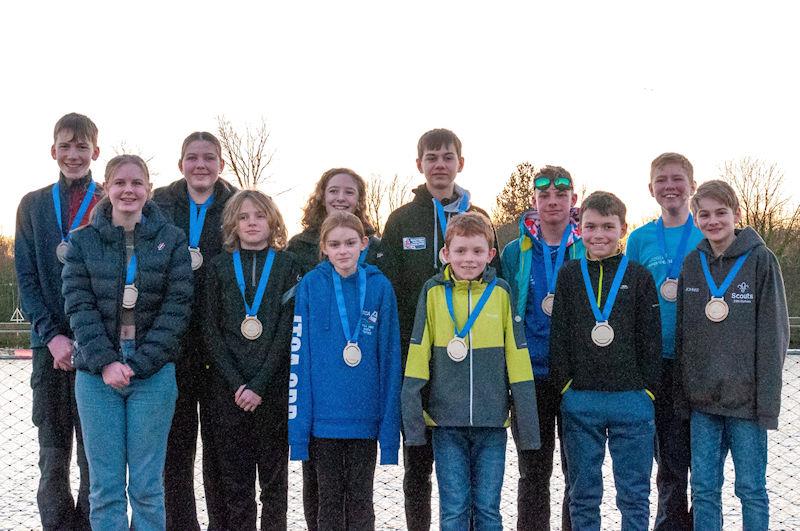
[401,212,539,531]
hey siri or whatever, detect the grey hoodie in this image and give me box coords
[674,227,789,429]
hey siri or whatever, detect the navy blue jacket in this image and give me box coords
[15,174,104,348]
[61,200,193,379]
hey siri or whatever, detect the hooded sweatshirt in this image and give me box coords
[289,261,402,465]
[286,225,381,274]
[674,227,788,429]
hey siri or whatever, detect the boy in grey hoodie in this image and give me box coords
[674,180,789,531]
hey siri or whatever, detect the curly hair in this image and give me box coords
[222,189,288,252]
[299,168,369,231]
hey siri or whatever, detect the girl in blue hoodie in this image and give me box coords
[289,211,402,531]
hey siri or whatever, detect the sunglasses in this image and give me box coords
[534,175,572,191]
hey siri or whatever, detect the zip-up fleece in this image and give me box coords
[674,227,788,429]
[289,261,402,465]
[61,200,193,378]
[287,226,381,273]
[549,253,662,396]
[500,208,584,378]
[401,265,540,451]
[380,184,500,359]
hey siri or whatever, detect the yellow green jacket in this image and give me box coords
[401,265,541,450]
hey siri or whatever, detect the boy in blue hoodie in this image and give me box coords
[500,165,583,531]
[289,211,402,530]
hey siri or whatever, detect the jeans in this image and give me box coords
[561,389,654,531]
[75,353,177,531]
[432,427,507,531]
[690,411,769,531]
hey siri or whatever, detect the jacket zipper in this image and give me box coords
[468,280,474,426]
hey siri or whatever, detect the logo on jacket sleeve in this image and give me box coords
[403,237,427,250]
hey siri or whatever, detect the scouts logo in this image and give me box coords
[731,282,753,303]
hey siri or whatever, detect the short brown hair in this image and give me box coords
[580,191,627,226]
[534,165,574,189]
[54,113,98,145]
[180,131,222,160]
[417,128,462,159]
[650,152,694,183]
[222,190,287,252]
[319,211,366,260]
[690,180,739,214]
[299,168,369,231]
[444,211,494,248]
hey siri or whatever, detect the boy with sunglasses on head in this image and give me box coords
[625,152,703,531]
[500,165,583,530]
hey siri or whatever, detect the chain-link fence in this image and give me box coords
[2,354,799,530]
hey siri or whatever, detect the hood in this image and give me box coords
[432,264,498,286]
[91,199,169,242]
[410,183,471,211]
[517,207,582,255]
[314,257,384,280]
[697,227,764,260]
[154,177,237,207]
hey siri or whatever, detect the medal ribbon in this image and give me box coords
[52,181,97,242]
[433,198,468,240]
[188,194,215,248]
[543,224,574,294]
[445,278,497,338]
[233,249,275,317]
[332,266,367,344]
[656,215,695,280]
[699,250,751,298]
[580,255,629,323]
[125,254,137,284]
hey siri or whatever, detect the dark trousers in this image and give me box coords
[513,377,571,531]
[403,429,434,531]
[654,359,692,531]
[302,459,320,531]
[213,389,288,531]
[164,357,226,530]
[313,438,377,531]
[31,346,91,531]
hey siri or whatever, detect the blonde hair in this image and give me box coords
[318,211,366,260]
[222,190,287,252]
[91,154,151,221]
[299,168,369,231]
[691,180,740,214]
[650,152,694,183]
[444,212,495,248]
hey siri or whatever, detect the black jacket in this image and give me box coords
[286,226,381,274]
[674,227,788,429]
[549,253,662,395]
[62,200,193,378]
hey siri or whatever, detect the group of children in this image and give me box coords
[16,114,789,531]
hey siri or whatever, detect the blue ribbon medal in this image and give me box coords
[52,181,97,263]
[233,249,275,340]
[433,196,469,265]
[121,254,138,309]
[580,255,629,347]
[540,224,573,316]
[700,250,751,322]
[188,194,215,270]
[332,266,367,367]
[444,277,497,362]
[656,215,695,302]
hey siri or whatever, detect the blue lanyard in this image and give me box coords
[656,215,695,280]
[699,250,751,298]
[232,249,275,317]
[542,224,573,294]
[52,181,96,242]
[332,266,367,344]
[125,254,137,284]
[445,277,497,338]
[580,255,629,322]
[188,194,215,248]
[433,198,468,240]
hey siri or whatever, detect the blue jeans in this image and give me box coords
[690,411,768,531]
[431,427,507,531]
[561,389,654,531]
[75,349,177,531]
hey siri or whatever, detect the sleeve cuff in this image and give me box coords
[379,444,399,465]
[290,442,309,461]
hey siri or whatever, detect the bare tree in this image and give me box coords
[110,142,157,176]
[492,162,536,226]
[365,173,412,236]
[720,158,800,259]
[216,115,274,189]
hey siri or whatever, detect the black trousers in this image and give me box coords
[512,377,571,531]
[312,438,377,531]
[164,356,226,530]
[403,428,434,531]
[212,388,288,531]
[654,359,692,531]
[31,346,91,531]
[302,458,320,531]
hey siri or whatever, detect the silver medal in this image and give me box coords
[241,315,263,340]
[56,241,69,264]
[541,293,555,316]
[591,321,614,347]
[122,284,138,309]
[343,342,362,367]
[447,336,468,362]
[705,297,729,322]
[660,278,679,302]
[189,247,203,271]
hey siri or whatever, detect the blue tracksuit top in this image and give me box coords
[626,219,703,358]
[289,260,402,465]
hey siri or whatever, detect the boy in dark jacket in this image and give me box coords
[550,191,661,530]
[14,113,103,530]
[675,180,788,531]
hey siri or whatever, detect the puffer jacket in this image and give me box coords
[61,200,193,379]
